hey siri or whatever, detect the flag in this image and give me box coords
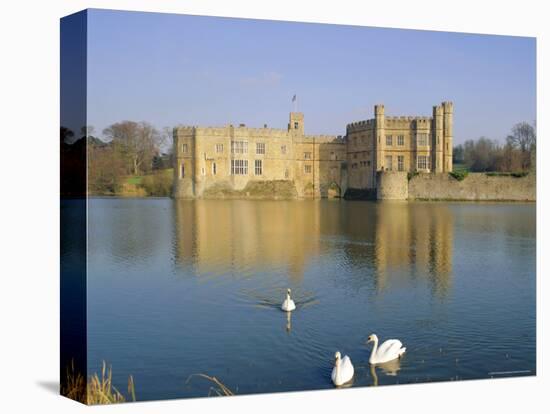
[292,94,296,102]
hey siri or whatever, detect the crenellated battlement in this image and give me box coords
[175,124,292,137]
[346,119,375,132]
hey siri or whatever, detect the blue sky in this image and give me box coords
[84,9,536,144]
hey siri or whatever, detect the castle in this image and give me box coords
[173,102,453,198]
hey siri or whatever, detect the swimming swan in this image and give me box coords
[331,351,354,387]
[281,288,296,312]
[366,334,406,364]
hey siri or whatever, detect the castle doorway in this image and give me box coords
[328,182,341,198]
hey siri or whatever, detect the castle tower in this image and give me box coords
[442,101,453,172]
[288,112,304,136]
[433,104,444,173]
[374,104,385,171]
[172,126,196,198]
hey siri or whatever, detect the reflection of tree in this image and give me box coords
[88,199,174,264]
[61,126,86,197]
[60,126,74,144]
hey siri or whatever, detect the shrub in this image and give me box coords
[485,171,529,178]
[511,171,529,178]
[140,169,173,197]
[449,170,469,181]
[407,171,419,181]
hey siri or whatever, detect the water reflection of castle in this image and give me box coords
[173,200,453,294]
[372,203,453,295]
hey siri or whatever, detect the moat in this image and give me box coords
[86,198,536,401]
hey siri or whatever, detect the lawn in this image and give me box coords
[453,163,469,173]
[125,176,143,185]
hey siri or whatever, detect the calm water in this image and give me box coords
[87,198,536,401]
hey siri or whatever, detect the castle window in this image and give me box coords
[304,152,312,160]
[256,142,266,155]
[215,143,224,153]
[231,159,248,175]
[231,140,248,155]
[386,135,393,146]
[385,155,392,171]
[367,160,371,167]
[212,162,217,175]
[397,135,405,146]
[417,133,428,146]
[294,122,299,129]
[201,167,205,176]
[285,169,289,179]
[281,145,287,155]
[304,164,312,174]
[398,155,404,171]
[417,155,429,170]
[255,159,262,175]
[180,164,185,178]
[182,143,188,153]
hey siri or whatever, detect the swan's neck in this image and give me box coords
[370,338,379,362]
[286,293,291,301]
[335,358,340,377]
[370,364,378,386]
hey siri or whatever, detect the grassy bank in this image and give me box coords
[90,168,173,197]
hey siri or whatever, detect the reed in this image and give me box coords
[61,359,86,403]
[186,373,234,397]
[62,360,136,405]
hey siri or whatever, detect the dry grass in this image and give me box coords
[62,360,136,405]
[186,373,234,397]
[63,364,233,403]
[61,359,86,403]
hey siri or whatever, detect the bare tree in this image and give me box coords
[103,121,161,175]
[463,137,500,172]
[506,122,536,170]
[161,126,174,153]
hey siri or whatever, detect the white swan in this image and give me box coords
[281,288,296,312]
[331,351,354,387]
[366,334,406,364]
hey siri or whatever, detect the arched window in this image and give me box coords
[180,164,185,178]
[212,162,217,175]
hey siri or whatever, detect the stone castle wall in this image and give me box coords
[376,171,409,200]
[368,171,535,201]
[408,172,535,201]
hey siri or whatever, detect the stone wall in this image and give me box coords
[376,171,408,200]
[408,172,535,201]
